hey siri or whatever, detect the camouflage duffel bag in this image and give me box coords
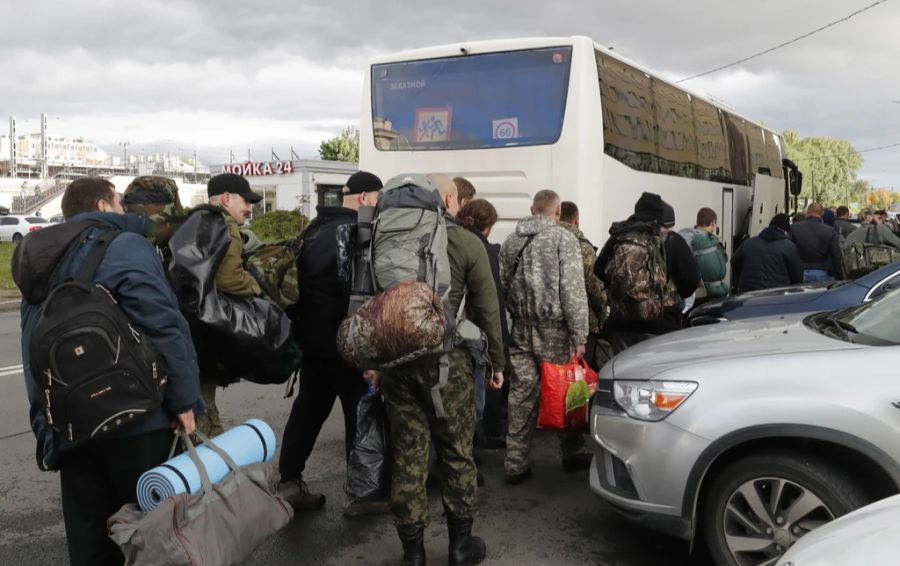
[337,281,446,369]
[244,244,299,309]
[842,242,900,279]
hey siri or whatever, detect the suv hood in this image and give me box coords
[612,314,861,379]
[692,283,836,318]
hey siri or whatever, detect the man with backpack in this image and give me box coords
[15,177,201,566]
[500,190,590,485]
[678,207,729,308]
[594,192,700,354]
[360,173,505,566]
[278,170,384,514]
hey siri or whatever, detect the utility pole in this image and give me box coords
[193,150,198,183]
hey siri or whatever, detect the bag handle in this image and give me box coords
[175,429,247,496]
[75,230,122,283]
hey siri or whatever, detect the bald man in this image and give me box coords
[376,173,505,565]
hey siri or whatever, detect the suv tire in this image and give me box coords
[12,232,23,244]
[702,451,868,566]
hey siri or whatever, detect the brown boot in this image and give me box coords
[278,479,325,511]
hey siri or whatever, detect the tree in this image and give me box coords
[783,130,864,207]
[318,126,359,163]
[865,188,894,210]
[248,209,310,243]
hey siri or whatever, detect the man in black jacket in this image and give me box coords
[732,213,803,292]
[278,171,383,514]
[594,192,700,354]
[790,202,844,282]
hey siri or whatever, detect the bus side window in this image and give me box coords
[596,50,657,173]
[692,99,730,181]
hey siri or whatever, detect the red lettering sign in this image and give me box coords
[222,161,295,176]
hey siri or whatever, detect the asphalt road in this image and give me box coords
[0,310,711,565]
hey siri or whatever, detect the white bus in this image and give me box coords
[359,36,794,261]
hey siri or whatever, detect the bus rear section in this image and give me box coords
[359,39,604,241]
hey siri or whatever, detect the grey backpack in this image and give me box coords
[337,174,458,416]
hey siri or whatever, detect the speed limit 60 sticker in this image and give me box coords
[492,118,519,140]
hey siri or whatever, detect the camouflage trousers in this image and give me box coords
[381,350,477,527]
[195,380,224,438]
[505,327,585,476]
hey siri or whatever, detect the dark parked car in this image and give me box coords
[689,260,900,325]
[0,205,9,216]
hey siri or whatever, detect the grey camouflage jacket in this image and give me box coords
[500,214,589,348]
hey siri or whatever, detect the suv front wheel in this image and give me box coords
[702,451,868,566]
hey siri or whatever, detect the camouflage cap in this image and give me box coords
[123,176,183,212]
[122,176,186,247]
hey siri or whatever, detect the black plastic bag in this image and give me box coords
[346,394,391,503]
[168,206,297,385]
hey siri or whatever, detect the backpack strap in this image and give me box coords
[75,231,122,284]
[508,235,536,284]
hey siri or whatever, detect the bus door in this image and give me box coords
[721,188,735,283]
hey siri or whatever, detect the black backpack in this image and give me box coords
[28,230,167,447]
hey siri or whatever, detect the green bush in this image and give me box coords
[0,243,16,290]
[248,209,310,243]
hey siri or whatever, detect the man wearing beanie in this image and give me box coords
[732,213,803,292]
[278,170,387,515]
[593,192,700,354]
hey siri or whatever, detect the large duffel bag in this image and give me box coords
[107,430,293,566]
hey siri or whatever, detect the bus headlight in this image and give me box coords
[613,381,698,421]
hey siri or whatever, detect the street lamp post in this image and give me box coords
[120,140,131,173]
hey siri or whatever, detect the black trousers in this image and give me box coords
[59,428,174,566]
[279,357,367,481]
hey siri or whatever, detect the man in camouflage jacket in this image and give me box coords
[499,190,590,484]
[559,201,607,334]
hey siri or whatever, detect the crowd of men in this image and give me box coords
[17,171,896,566]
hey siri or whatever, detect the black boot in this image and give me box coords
[447,518,486,566]
[396,524,426,566]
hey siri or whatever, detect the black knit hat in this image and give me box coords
[344,171,383,195]
[770,213,791,233]
[633,191,674,225]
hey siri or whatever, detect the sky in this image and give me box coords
[0,0,898,187]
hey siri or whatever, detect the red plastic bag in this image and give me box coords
[538,356,599,431]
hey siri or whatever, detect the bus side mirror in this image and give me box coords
[789,170,803,196]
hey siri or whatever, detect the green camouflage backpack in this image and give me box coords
[244,243,300,309]
[842,225,900,279]
[605,224,676,322]
[122,176,186,255]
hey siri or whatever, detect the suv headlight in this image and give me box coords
[613,380,698,421]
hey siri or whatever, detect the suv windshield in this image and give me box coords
[371,46,572,151]
[819,288,900,345]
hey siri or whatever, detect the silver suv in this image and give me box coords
[590,289,900,566]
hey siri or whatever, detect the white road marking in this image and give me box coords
[0,364,24,377]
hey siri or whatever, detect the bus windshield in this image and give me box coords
[371,46,572,151]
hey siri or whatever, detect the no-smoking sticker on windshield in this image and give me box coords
[493,118,519,140]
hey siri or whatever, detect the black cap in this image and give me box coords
[344,171,383,195]
[661,203,676,228]
[207,173,262,203]
[770,213,791,233]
